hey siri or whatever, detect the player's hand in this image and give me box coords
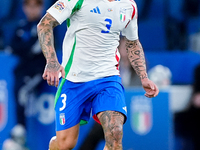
[141,78,159,98]
[42,61,65,87]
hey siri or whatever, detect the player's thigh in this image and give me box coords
[56,123,80,149]
[92,81,127,124]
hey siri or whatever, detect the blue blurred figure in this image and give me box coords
[10,0,46,128]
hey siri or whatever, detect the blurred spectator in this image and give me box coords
[148,65,172,88]
[166,17,187,50]
[118,36,141,87]
[165,0,187,50]
[166,0,200,51]
[140,0,153,20]
[174,64,200,150]
[189,29,200,53]
[10,0,46,128]
[2,124,29,150]
[183,0,200,18]
[0,28,5,50]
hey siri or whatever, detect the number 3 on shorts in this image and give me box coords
[59,94,67,111]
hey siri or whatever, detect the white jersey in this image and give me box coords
[47,0,138,82]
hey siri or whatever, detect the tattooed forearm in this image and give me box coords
[125,38,147,79]
[37,13,59,70]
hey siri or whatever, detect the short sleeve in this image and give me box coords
[122,1,138,41]
[47,0,79,24]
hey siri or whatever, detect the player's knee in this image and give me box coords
[112,125,123,141]
[57,137,77,150]
[49,136,77,150]
[105,125,123,143]
[49,136,58,150]
[104,125,123,149]
[57,142,76,150]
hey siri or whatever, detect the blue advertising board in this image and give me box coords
[0,52,57,150]
[25,90,57,150]
[0,53,18,150]
[123,88,173,150]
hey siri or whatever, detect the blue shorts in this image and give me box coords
[55,75,127,131]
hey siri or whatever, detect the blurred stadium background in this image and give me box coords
[0,0,200,149]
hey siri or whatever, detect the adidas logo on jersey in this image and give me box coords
[90,6,101,14]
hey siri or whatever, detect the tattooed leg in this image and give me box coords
[97,111,124,150]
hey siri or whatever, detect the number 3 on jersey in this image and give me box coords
[101,18,112,33]
[59,94,67,111]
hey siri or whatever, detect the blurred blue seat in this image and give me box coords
[135,0,166,19]
[1,19,19,46]
[138,18,166,51]
[134,0,167,51]
[134,0,143,15]
[187,17,200,35]
[168,0,184,21]
[0,0,12,21]
[148,0,165,19]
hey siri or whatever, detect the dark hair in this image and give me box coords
[23,0,43,5]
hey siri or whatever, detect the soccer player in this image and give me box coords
[37,0,159,149]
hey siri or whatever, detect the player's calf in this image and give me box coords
[98,111,124,150]
[105,123,123,149]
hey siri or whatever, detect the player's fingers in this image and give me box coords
[153,85,159,97]
[50,76,55,86]
[146,88,155,95]
[61,67,65,79]
[42,70,47,80]
[146,87,159,98]
[47,72,51,86]
[55,76,59,87]
[149,82,155,90]
[145,88,156,98]
[146,93,155,98]
[145,93,151,98]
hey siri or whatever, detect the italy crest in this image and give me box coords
[120,8,126,22]
[130,96,152,135]
[60,113,65,125]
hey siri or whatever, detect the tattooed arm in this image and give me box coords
[125,38,147,79]
[125,38,159,97]
[37,13,65,87]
